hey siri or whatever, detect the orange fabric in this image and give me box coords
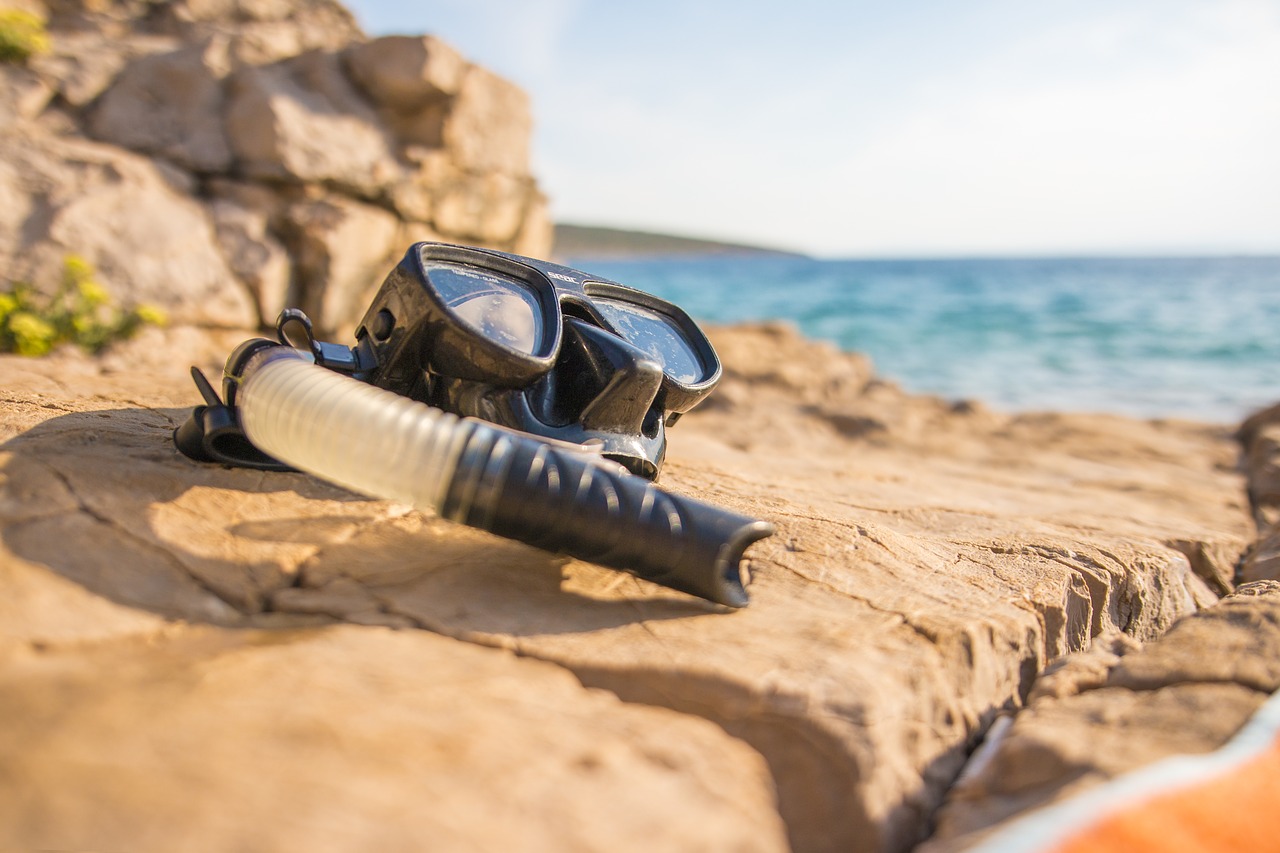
[1051,737,1280,853]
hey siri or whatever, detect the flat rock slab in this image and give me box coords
[0,624,786,853]
[0,325,1259,852]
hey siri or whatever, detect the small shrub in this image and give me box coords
[0,256,168,357]
[0,9,50,63]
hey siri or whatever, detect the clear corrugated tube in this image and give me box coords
[237,348,474,511]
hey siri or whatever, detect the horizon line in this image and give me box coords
[553,221,1280,263]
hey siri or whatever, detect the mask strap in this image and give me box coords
[172,367,293,471]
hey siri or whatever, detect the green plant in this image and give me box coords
[0,256,167,356]
[0,8,50,63]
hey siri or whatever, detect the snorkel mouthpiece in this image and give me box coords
[232,344,772,607]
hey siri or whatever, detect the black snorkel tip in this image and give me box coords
[713,519,776,609]
[443,427,775,609]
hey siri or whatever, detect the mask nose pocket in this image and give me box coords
[531,317,663,436]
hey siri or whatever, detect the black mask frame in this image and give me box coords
[177,243,725,480]
[348,242,723,478]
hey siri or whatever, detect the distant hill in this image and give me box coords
[552,224,806,261]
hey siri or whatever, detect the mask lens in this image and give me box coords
[425,260,545,356]
[592,297,706,383]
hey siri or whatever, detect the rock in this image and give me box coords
[395,218,448,248]
[1237,399,1280,447]
[285,193,401,332]
[31,32,178,108]
[708,323,875,408]
[2,0,45,17]
[1164,535,1240,596]
[0,127,257,328]
[0,325,1257,853]
[2,0,552,332]
[1023,631,1143,702]
[0,625,789,853]
[1242,521,1280,582]
[88,38,234,172]
[343,35,465,152]
[151,0,365,64]
[443,65,532,174]
[1244,422,1280,527]
[512,187,554,257]
[208,196,292,325]
[225,50,398,196]
[432,171,534,245]
[43,0,363,64]
[0,65,54,127]
[41,0,153,37]
[1236,405,1280,583]
[922,581,1280,850]
[1106,579,1280,693]
[344,34,465,111]
[380,144,453,221]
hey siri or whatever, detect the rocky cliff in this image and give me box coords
[1,0,551,333]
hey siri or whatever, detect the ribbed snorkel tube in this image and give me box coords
[232,344,773,607]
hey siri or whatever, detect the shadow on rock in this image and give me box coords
[1,406,711,634]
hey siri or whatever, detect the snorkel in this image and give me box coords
[175,243,774,608]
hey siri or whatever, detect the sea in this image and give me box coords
[567,255,1280,426]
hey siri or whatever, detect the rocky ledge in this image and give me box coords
[1,323,1276,852]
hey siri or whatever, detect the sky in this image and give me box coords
[342,0,1280,258]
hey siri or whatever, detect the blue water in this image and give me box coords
[569,255,1280,424]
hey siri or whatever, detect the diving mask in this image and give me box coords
[351,242,721,479]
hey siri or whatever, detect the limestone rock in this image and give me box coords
[2,0,45,17]
[1239,400,1280,446]
[443,65,532,174]
[1242,521,1280,582]
[395,219,448,248]
[344,34,465,111]
[1237,405,1280,582]
[512,187,554,257]
[286,193,401,332]
[2,0,552,333]
[208,196,292,325]
[0,625,789,853]
[41,0,157,37]
[45,0,363,65]
[0,127,256,328]
[383,144,453,221]
[151,0,364,64]
[708,322,876,409]
[1243,421,1280,527]
[225,50,398,196]
[922,581,1280,850]
[0,65,54,127]
[1023,631,1143,702]
[88,38,233,172]
[432,171,534,244]
[0,325,1257,853]
[343,35,466,152]
[31,31,178,107]
[1106,579,1280,693]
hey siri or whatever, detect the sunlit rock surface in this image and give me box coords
[0,323,1267,852]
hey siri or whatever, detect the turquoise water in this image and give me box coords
[571,255,1280,424]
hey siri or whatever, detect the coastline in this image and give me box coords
[573,254,1280,426]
